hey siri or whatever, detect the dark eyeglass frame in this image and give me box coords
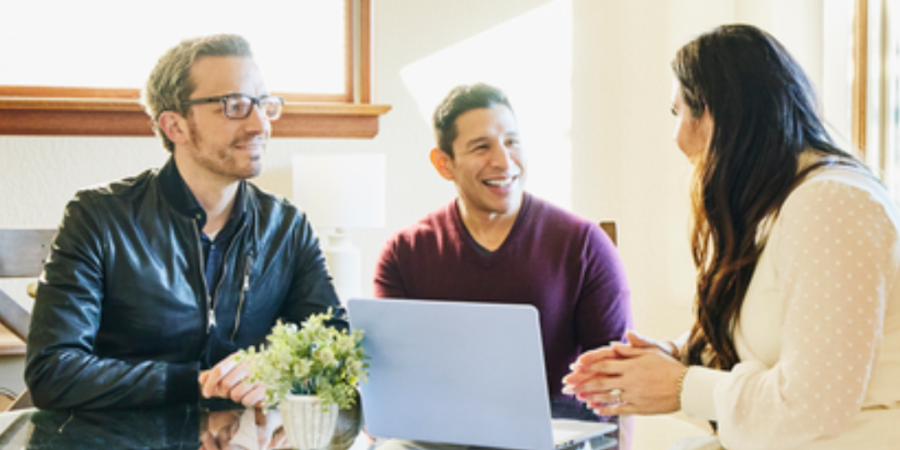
[183,93,285,120]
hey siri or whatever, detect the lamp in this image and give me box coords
[292,154,386,304]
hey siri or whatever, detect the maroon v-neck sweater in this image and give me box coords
[374,193,632,396]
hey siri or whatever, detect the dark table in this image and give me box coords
[0,405,620,450]
[0,404,364,450]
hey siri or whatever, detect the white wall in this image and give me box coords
[0,0,830,446]
[571,0,827,339]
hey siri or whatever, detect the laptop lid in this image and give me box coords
[347,298,614,450]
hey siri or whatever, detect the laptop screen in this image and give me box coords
[348,298,603,450]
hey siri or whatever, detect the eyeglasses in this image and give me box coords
[183,93,285,121]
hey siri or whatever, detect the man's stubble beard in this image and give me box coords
[188,121,264,181]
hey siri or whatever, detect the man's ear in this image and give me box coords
[430,148,455,181]
[158,111,190,147]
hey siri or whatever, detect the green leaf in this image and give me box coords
[237,312,369,409]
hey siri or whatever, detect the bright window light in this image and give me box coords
[0,0,345,94]
[823,0,854,151]
[400,0,573,210]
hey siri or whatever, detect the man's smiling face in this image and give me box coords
[180,56,272,182]
[440,105,526,219]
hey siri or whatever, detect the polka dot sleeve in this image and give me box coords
[713,178,897,449]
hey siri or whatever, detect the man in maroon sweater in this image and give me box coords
[374,83,633,421]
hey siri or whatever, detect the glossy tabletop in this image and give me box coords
[0,405,620,450]
[0,404,366,450]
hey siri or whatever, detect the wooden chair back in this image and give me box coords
[0,229,56,342]
[0,229,55,411]
[599,221,617,246]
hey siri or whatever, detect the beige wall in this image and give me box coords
[0,0,829,444]
[0,0,829,334]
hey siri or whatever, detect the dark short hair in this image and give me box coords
[432,83,514,157]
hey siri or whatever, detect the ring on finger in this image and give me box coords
[610,388,623,404]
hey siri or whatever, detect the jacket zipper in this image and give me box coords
[58,411,75,433]
[198,218,250,334]
[191,222,214,333]
[231,253,253,341]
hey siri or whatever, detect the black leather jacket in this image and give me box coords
[25,158,345,410]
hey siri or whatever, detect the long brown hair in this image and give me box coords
[673,25,859,370]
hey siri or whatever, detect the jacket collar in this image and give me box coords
[158,156,247,230]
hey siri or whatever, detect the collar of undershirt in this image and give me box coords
[451,192,532,266]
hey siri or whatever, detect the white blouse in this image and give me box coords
[679,167,900,450]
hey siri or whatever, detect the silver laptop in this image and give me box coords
[347,298,617,450]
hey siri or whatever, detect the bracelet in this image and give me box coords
[676,366,690,409]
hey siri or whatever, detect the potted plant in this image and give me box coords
[238,310,368,450]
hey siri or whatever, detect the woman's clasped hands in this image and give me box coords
[562,331,687,417]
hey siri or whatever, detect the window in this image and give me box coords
[852,0,900,199]
[0,0,389,138]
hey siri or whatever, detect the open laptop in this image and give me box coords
[347,298,617,450]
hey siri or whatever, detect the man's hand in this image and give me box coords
[199,353,267,407]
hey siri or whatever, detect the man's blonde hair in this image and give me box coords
[142,34,253,153]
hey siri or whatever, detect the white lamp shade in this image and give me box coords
[292,153,386,229]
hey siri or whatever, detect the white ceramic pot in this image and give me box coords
[279,393,340,450]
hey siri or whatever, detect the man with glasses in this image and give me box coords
[25,34,345,410]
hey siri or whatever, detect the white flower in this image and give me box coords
[314,347,336,366]
[337,335,355,353]
[292,359,312,379]
[239,312,369,409]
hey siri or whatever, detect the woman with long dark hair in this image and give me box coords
[564,24,900,449]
